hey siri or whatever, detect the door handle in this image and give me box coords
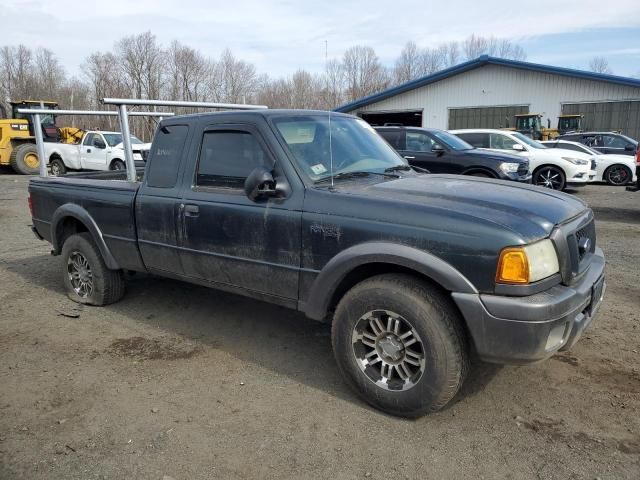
[403,155,415,159]
[184,204,199,217]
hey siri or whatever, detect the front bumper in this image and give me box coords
[452,247,605,364]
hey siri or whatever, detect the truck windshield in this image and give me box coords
[102,134,144,147]
[430,130,473,151]
[273,115,406,182]
[512,132,547,149]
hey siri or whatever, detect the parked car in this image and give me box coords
[44,130,151,175]
[374,126,531,182]
[558,132,639,156]
[28,110,605,417]
[450,129,594,190]
[541,139,637,186]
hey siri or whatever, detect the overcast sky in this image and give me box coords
[3,0,640,78]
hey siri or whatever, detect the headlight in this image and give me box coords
[496,239,559,284]
[499,162,521,174]
[562,156,588,165]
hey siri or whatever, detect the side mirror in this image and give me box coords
[432,143,444,154]
[512,143,525,151]
[244,166,277,201]
[624,144,634,151]
[93,139,106,149]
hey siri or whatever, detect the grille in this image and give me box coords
[574,220,596,262]
[517,160,529,176]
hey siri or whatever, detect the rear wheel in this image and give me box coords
[50,158,67,176]
[604,165,632,186]
[61,233,125,306]
[331,274,468,417]
[110,159,126,171]
[533,166,565,190]
[10,143,40,175]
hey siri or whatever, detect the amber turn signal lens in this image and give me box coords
[496,248,529,284]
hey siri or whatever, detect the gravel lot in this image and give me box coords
[1,173,639,479]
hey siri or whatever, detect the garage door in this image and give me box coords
[562,101,640,140]
[448,105,528,130]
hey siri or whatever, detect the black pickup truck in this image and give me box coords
[29,110,606,417]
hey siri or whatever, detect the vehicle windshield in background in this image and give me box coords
[512,132,547,149]
[273,115,406,182]
[430,130,474,151]
[102,134,144,147]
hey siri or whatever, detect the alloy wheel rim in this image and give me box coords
[67,251,93,298]
[351,310,426,391]
[536,168,562,189]
[608,166,628,185]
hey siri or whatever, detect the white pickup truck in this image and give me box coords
[44,131,151,176]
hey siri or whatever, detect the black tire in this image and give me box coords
[331,273,468,417]
[604,164,632,186]
[533,166,566,190]
[110,159,126,171]
[61,233,125,306]
[50,158,67,176]
[10,143,40,175]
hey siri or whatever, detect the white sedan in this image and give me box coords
[450,129,595,190]
[541,140,637,186]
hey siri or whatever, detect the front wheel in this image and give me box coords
[50,158,67,176]
[110,159,126,171]
[604,165,632,186]
[61,233,125,305]
[332,274,468,417]
[533,166,566,190]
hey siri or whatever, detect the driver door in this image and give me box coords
[177,123,303,300]
[400,131,455,174]
[80,133,109,170]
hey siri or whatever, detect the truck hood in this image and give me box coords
[327,174,587,242]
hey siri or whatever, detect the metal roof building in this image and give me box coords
[335,55,640,140]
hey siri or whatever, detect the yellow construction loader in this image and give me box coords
[0,100,60,174]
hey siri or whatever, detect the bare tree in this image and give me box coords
[394,41,422,84]
[320,58,344,109]
[342,45,390,101]
[212,49,258,104]
[589,56,612,74]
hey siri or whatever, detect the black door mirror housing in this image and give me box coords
[624,144,635,151]
[93,139,106,149]
[432,143,444,154]
[244,166,277,201]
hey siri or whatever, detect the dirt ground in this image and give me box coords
[0,173,639,480]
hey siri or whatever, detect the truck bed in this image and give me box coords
[29,170,146,271]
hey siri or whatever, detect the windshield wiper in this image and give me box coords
[384,165,412,173]
[314,171,399,184]
[385,164,430,174]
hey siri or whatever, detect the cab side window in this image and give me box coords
[196,131,269,189]
[406,132,434,152]
[489,134,517,150]
[603,135,627,149]
[83,133,96,146]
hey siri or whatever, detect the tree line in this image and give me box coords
[0,32,530,139]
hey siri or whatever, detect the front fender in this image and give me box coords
[302,242,477,321]
[51,204,120,270]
